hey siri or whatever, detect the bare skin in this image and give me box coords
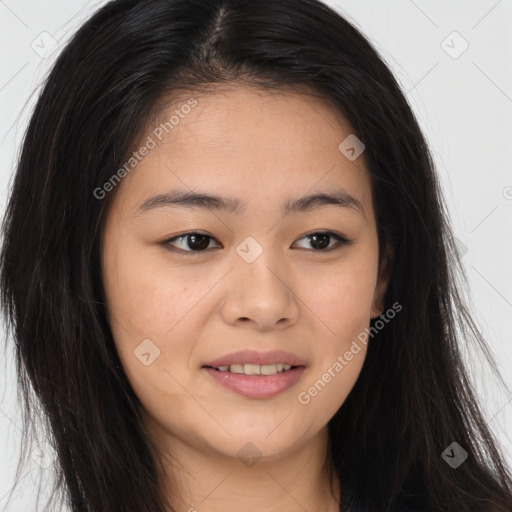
[100,85,390,511]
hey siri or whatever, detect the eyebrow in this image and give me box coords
[135,188,366,219]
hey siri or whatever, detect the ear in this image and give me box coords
[370,242,393,319]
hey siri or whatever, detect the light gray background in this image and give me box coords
[1,1,511,510]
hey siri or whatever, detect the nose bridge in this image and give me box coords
[222,233,299,328]
[234,234,286,294]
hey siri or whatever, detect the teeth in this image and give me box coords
[215,363,294,375]
[244,363,260,375]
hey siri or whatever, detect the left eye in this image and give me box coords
[161,231,351,253]
[294,232,350,251]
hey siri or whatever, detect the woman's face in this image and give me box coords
[101,86,388,462]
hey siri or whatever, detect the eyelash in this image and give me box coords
[161,230,352,254]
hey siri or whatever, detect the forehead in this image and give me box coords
[150,85,356,155]
[108,85,373,222]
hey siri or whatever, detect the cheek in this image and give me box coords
[308,253,378,342]
[102,254,200,420]
[297,344,367,434]
[298,245,377,414]
[102,242,210,338]
[295,265,373,422]
[101,243,210,393]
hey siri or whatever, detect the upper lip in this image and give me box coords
[203,350,307,368]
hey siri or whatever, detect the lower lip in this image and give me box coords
[202,366,306,399]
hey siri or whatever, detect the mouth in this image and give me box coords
[202,362,306,399]
[201,349,307,399]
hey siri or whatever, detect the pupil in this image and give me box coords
[310,234,330,250]
[189,234,210,250]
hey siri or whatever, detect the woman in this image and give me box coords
[1,0,511,510]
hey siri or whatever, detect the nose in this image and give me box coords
[220,243,300,331]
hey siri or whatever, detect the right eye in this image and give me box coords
[161,231,222,253]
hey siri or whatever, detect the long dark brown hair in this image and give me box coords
[1,0,511,510]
